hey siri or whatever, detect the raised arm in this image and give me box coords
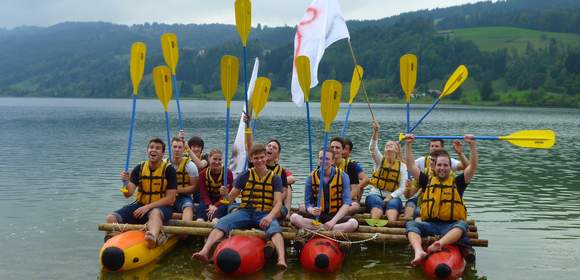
[453,140,469,171]
[462,135,478,184]
[404,134,420,179]
[369,120,382,166]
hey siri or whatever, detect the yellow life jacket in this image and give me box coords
[369,158,401,192]
[420,175,467,221]
[174,158,191,190]
[311,167,344,215]
[205,168,223,198]
[240,168,275,212]
[136,160,170,205]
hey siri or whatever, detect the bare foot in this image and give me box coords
[276,261,288,270]
[411,250,428,266]
[427,241,442,253]
[192,251,209,263]
[144,231,156,249]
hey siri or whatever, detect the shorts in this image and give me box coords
[174,195,194,213]
[405,220,470,245]
[405,196,419,208]
[365,194,403,212]
[214,208,282,239]
[112,201,173,224]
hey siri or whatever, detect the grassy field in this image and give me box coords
[451,26,580,53]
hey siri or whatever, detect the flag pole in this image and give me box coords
[347,39,375,121]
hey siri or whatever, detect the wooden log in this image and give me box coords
[353,213,476,225]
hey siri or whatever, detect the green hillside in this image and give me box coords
[452,27,580,53]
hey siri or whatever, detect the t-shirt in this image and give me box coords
[418,172,468,197]
[130,163,177,190]
[344,160,363,185]
[234,170,283,193]
[415,156,461,172]
[172,160,199,177]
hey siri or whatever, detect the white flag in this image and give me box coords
[291,0,350,106]
[230,58,259,180]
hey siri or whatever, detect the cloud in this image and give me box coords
[0,0,482,29]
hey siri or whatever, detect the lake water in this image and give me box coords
[1,97,579,280]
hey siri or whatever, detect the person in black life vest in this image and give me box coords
[290,148,359,232]
[403,134,478,266]
[105,138,177,249]
[192,144,287,269]
[329,137,369,215]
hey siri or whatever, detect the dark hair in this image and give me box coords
[431,149,451,164]
[430,139,445,147]
[267,138,282,154]
[250,144,267,157]
[330,136,345,148]
[148,138,166,153]
[343,138,353,151]
[188,136,204,150]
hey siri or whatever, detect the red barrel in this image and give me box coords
[212,235,265,276]
[423,245,466,279]
[299,237,344,273]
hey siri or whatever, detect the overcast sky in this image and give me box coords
[1,0,484,29]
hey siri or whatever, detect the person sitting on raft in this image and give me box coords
[192,144,287,269]
[105,138,177,248]
[367,120,409,222]
[415,138,469,175]
[340,137,369,205]
[330,137,369,215]
[196,148,233,223]
[403,134,478,265]
[184,133,209,171]
[290,148,359,232]
[170,137,199,223]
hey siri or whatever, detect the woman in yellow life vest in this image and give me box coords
[367,120,409,222]
[105,138,178,249]
[196,149,233,223]
[289,148,358,232]
[403,134,478,266]
[193,144,287,269]
[170,137,199,223]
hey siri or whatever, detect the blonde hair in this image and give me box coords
[384,140,401,161]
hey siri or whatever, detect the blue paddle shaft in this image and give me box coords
[123,95,137,186]
[340,104,352,137]
[414,135,500,140]
[317,132,329,219]
[306,102,313,172]
[224,107,231,188]
[410,98,441,132]
[172,75,183,130]
[406,102,410,133]
[164,111,172,160]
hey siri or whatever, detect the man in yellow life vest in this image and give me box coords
[170,137,199,223]
[403,134,478,266]
[330,137,369,215]
[192,144,287,269]
[105,138,177,249]
[290,148,359,232]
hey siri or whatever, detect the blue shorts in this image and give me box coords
[280,206,289,218]
[405,220,470,244]
[214,208,282,239]
[174,195,194,213]
[196,201,229,221]
[365,194,402,212]
[405,196,419,208]
[113,201,173,224]
[192,191,201,204]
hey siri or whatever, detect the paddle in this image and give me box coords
[250,77,271,131]
[121,42,146,193]
[296,55,314,172]
[235,0,251,127]
[220,55,240,197]
[153,65,174,160]
[161,33,183,130]
[409,65,468,132]
[398,130,556,149]
[400,54,417,133]
[340,65,363,137]
[317,80,342,223]
[365,218,388,227]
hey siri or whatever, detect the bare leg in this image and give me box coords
[271,233,287,269]
[408,232,427,266]
[349,202,361,216]
[332,218,358,232]
[145,209,163,249]
[182,207,193,222]
[290,213,318,229]
[403,206,415,220]
[104,214,119,240]
[427,228,463,253]
[370,207,384,219]
[192,229,225,262]
[386,209,399,222]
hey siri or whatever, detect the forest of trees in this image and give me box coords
[0,0,579,107]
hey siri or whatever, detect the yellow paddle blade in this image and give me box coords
[296,55,311,102]
[130,42,146,96]
[441,65,468,98]
[365,219,388,227]
[161,33,179,75]
[320,80,343,132]
[500,130,556,149]
[234,0,251,46]
[398,133,405,142]
[349,65,364,104]
[399,54,417,103]
[252,77,271,119]
[220,55,239,108]
[152,66,173,112]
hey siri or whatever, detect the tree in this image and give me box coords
[480,80,494,101]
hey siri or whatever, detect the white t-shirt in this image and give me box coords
[172,160,199,177]
[415,156,461,172]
